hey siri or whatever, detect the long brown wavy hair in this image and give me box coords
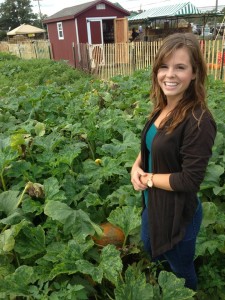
[150,32,208,133]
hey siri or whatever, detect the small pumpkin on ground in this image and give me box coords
[92,222,125,248]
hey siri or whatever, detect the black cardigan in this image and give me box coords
[141,107,217,258]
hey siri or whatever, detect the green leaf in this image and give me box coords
[99,244,123,285]
[44,177,66,202]
[44,200,73,223]
[0,210,24,225]
[0,229,15,252]
[158,271,195,299]
[47,240,102,282]
[33,132,64,152]
[0,141,18,173]
[0,190,20,215]
[114,264,153,300]
[14,224,46,259]
[49,283,89,300]
[201,163,224,189]
[0,220,28,253]
[22,198,43,215]
[34,122,46,136]
[107,206,142,240]
[0,255,15,277]
[57,142,87,167]
[44,201,100,239]
[213,184,225,196]
[201,202,218,227]
[10,133,26,149]
[84,193,104,208]
[196,230,225,256]
[106,184,142,207]
[0,265,35,296]
[76,259,103,283]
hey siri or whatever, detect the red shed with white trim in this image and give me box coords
[43,0,130,67]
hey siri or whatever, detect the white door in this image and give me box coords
[87,19,105,67]
[87,19,103,45]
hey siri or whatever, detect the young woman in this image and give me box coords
[131,33,217,290]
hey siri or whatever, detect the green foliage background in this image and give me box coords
[0,53,224,299]
[0,0,38,32]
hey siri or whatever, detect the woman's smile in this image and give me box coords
[163,81,178,87]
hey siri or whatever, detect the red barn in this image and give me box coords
[43,0,130,67]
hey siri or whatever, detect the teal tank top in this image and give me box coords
[144,123,157,207]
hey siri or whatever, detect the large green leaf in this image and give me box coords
[99,244,123,285]
[14,224,46,259]
[33,132,64,152]
[0,265,35,296]
[158,271,195,299]
[44,200,101,238]
[56,142,87,167]
[114,264,153,300]
[47,239,102,282]
[107,206,142,240]
[196,230,225,256]
[106,184,142,207]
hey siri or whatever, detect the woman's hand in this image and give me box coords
[131,165,148,191]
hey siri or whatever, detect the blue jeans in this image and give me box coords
[141,200,202,290]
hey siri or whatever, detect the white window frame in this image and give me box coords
[96,3,106,10]
[57,22,64,40]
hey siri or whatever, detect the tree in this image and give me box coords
[0,0,38,31]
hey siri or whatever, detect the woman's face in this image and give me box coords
[157,48,196,104]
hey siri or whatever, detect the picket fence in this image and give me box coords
[87,40,225,81]
[0,39,224,81]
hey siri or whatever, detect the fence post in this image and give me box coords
[18,44,22,58]
[33,41,38,58]
[131,42,135,71]
[72,42,76,68]
[220,47,225,80]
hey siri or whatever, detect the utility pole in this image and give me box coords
[213,0,218,39]
[34,0,42,21]
[34,0,44,29]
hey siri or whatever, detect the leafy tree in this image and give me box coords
[32,13,48,29]
[0,0,37,31]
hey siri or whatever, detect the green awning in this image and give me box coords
[129,2,202,21]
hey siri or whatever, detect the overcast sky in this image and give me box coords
[0,0,224,16]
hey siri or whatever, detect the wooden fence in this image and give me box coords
[88,40,225,82]
[87,40,163,79]
[0,40,51,59]
[0,39,224,81]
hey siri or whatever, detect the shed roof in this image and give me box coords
[44,0,130,23]
[7,24,46,36]
[129,2,202,22]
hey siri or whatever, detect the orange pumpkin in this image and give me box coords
[213,64,221,70]
[206,63,221,70]
[92,222,125,247]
